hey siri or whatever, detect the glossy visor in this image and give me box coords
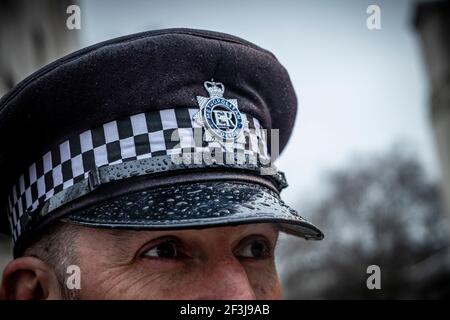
[63,180,324,241]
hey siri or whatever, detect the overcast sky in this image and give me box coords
[79,0,439,212]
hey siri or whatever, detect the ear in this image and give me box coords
[0,257,62,300]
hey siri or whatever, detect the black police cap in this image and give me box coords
[0,28,323,256]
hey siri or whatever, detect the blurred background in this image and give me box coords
[1,0,449,299]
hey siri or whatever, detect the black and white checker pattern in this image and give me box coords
[7,108,268,242]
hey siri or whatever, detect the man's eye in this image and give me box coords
[143,240,179,259]
[236,239,270,259]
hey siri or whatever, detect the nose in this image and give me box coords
[197,258,256,300]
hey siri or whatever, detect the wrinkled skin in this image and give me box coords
[1,223,282,300]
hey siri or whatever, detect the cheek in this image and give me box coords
[77,260,202,299]
[244,262,282,299]
[75,257,282,300]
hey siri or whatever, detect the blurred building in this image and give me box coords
[414,1,450,217]
[0,0,79,94]
[0,0,79,271]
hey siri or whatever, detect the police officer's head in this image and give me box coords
[0,29,323,300]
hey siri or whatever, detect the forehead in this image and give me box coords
[77,223,279,246]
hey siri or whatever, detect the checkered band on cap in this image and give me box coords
[7,108,269,242]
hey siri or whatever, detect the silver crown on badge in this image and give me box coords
[204,81,225,97]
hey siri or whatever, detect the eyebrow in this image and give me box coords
[233,223,280,236]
